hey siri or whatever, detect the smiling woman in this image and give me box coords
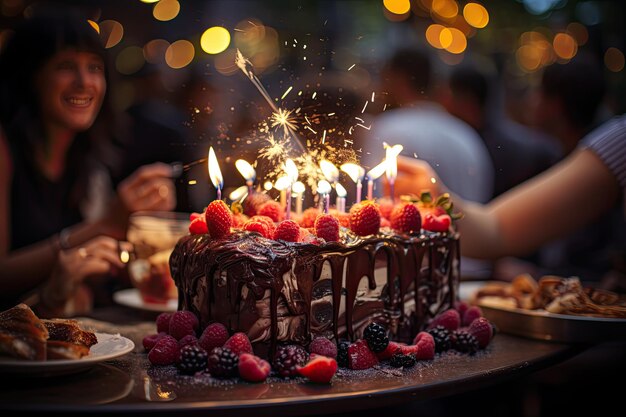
[0,6,177,318]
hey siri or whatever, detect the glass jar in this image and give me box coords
[126,211,189,304]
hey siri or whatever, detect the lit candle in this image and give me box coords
[236,159,256,197]
[336,183,347,213]
[284,159,299,220]
[292,181,305,217]
[366,160,387,201]
[274,175,290,214]
[384,143,403,202]
[208,147,223,200]
[340,162,365,205]
[228,185,248,203]
[317,180,331,214]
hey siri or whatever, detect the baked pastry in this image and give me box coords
[0,303,49,360]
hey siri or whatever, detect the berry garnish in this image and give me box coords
[204,200,233,239]
[349,201,381,236]
[223,332,253,357]
[427,308,461,331]
[207,347,239,377]
[348,339,379,370]
[274,344,309,378]
[314,214,340,242]
[198,322,230,354]
[363,322,389,353]
[177,345,208,375]
[168,310,199,340]
[148,335,180,366]
[297,355,338,383]
[308,336,337,359]
[274,220,301,242]
[390,203,421,233]
[238,353,271,382]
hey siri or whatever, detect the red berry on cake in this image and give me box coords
[273,344,309,378]
[376,341,404,361]
[467,317,493,349]
[300,207,321,228]
[274,220,301,242]
[178,334,199,348]
[148,335,180,365]
[223,332,253,356]
[412,331,436,360]
[190,212,203,222]
[314,214,340,242]
[189,217,208,235]
[232,212,249,229]
[390,202,422,233]
[243,218,272,239]
[349,201,381,236]
[348,339,379,370]
[308,336,338,359]
[155,312,172,334]
[243,191,271,217]
[258,200,284,222]
[297,355,338,384]
[462,306,483,327]
[251,215,276,236]
[198,322,229,353]
[427,308,461,331]
[143,332,167,352]
[422,213,451,233]
[205,200,233,239]
[169,310,199,340]
[238,353,271,382]
[377,197,394,220]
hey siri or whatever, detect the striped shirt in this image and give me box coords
[581,114,626,195]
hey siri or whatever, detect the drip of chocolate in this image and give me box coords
[170,229,459,359]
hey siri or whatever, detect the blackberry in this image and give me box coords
[363,322,389,353]
[273,344,309,378]
[177,345,208,375]
[389,353,416,368]
[336,340,350,368]
[452,331,479,355]
[207,347,239,377]
[427,325,452,353]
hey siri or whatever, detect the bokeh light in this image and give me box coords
[98,19,124,49]
[200,26,231,55]
[115,46,145,75]
[432,0,459,19]
[234,18,266,48]
[153,0,180,22]
[165,39,194,69]
[604,47,625,72]
[383,0,411,15]
[143,38,170,64]
[566,22,588,46]
[426,24,447,49]
[463,3,489,29]
[516,44,544,72]
[443,27,467,54]
[87,20,99,33]
[553,32,578,60]
[214,48,238,75]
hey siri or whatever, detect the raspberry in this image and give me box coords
[258,200,284,222]
[422,213,451,232]
[177,345,208,375]
[454,300,469,318]
[336,340,350,368]
[190,212,204,222]
[452,330,479,354]
[390,203,421,233]
[390,353,416,368]
[168,310,199,340]
[232,213,249,229]
[308,337,337,359]
[467,317,493,349]
[208,347,239,377]
[349,201,381,236]
[412,331,436,360]
[297,355,338,384]
[462,306,483,327]
[314,214,340,242]
[274,220,301,242]
[348,339,379,370]
[189,217,208,235]
[148,335,180,366]
[336,212,351,228]
[377,197,394,220]
[274,344,309,378]
[238,353,271,382]
[155,312,172,334]
[243,192,271,217]
[243,219,272,239]
[298,227,311,241]
[427,308,461,331]
[178,334,198,348]
[142,332,167,352]
[300,207,321,228]
[363,322,389,353]
[376,341,403,361]
[198,322,229,353]
[204,200,233,239]
[223,332,253,356]
[426,325,452,353]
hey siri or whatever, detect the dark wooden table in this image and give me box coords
[0,305,584,416]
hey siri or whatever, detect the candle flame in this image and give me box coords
[274,175,291,191]
[228,185,248,202]
[336,183,347,198]
[292,181,305,195]
[284,158,299,183]
[367,160,387,180]
[384,142,403,181]
[320,159,339,183]
[235,159,256,182]
[340,163,365,183]
[208,147,223,190]
[317,180,332,194]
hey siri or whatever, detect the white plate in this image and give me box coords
[0,332,135,376]
[459,281,484,301]
[113,288,177,312]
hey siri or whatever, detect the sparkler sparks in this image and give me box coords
[270,108,298,132]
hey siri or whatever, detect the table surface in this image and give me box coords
[0,306,583,416]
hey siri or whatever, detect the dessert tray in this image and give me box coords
[113,288,177,313]
[0,332,135,376]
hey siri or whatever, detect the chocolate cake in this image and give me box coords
[170,228,460,358]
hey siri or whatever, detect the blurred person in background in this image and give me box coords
[0,7,176,317]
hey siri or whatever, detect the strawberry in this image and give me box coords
[390,203,421,233]
[462,306,483,327]
[274,220,301,242]
[467,317,494,348]
[349,201,381,236]
[168,310,199,340]
[297,355,338,383]
[198,322,230,353]
[376,341,404,361]
[314,214,340,242]
[148,335,180,365]
[412,331,436,360]
[223,332,253,356]
[427,308,461,331]
[189,217,208,235]
[348,339,379,370]
[300,207,321,228]
[422,213,451,233]
[142,332,167,352]
[258,200,284,222]
[238,353,271,382]
[308,336,337,359]
[155,312,172,334]
[204,200,233,239]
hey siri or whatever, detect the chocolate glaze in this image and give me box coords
[170,229,460,359]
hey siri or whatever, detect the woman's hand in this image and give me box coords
[117,162,176,213]
[394,156,446,198]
